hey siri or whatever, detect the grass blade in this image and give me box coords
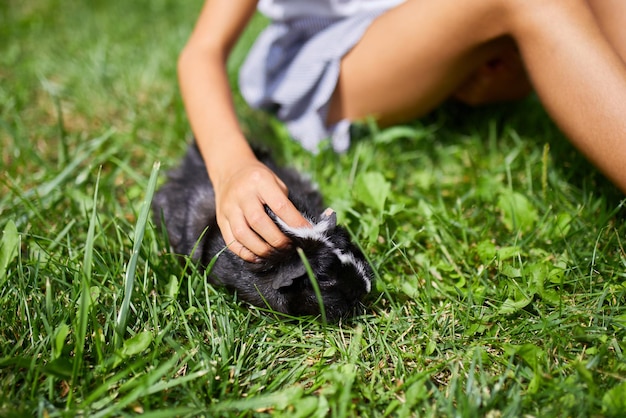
[115,161,160,346]
[297,247,327,325]
[68,169,101,406]
[0,219,19,287]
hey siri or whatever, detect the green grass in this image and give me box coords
[2,0,626,416]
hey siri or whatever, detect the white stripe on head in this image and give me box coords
[273,215,372,293]
[331,248,372,293]
[273,214,334,240]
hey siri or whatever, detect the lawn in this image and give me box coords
[1,0,626,416]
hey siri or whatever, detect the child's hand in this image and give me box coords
[213,160,311,262]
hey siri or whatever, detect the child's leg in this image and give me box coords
[328,0,626,192]
[588,0,626,60]
[506,1,626,192]
[327,0,514,125]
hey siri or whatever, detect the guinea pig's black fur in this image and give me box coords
[152,142,373,321]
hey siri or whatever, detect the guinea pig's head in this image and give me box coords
[252,207,374,321]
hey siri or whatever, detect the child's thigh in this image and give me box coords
[327,0,513,125]
[587,0,626,60]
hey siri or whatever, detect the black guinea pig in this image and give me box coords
[152,142,373,321]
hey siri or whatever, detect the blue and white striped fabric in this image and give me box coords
[238,11,388,153]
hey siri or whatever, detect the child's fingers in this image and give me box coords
[263,191,312,230]
[241,198,292,250]
[219,212,272,261]
[220,199,292,260]
[228,241,259,263]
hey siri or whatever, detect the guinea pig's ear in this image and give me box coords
[271,260,307,290]
[319,208,337,229]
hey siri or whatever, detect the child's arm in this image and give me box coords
[178,0,310,262]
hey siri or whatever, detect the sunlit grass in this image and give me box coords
[1,0,625,416]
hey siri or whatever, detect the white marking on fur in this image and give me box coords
[274,215,333,241]
[331,248,372,293]
[274,215,372,293]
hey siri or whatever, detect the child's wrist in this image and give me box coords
[207,148,258,187]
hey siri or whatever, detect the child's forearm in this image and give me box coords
[177,44,257,186]
[176,0,259,187]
